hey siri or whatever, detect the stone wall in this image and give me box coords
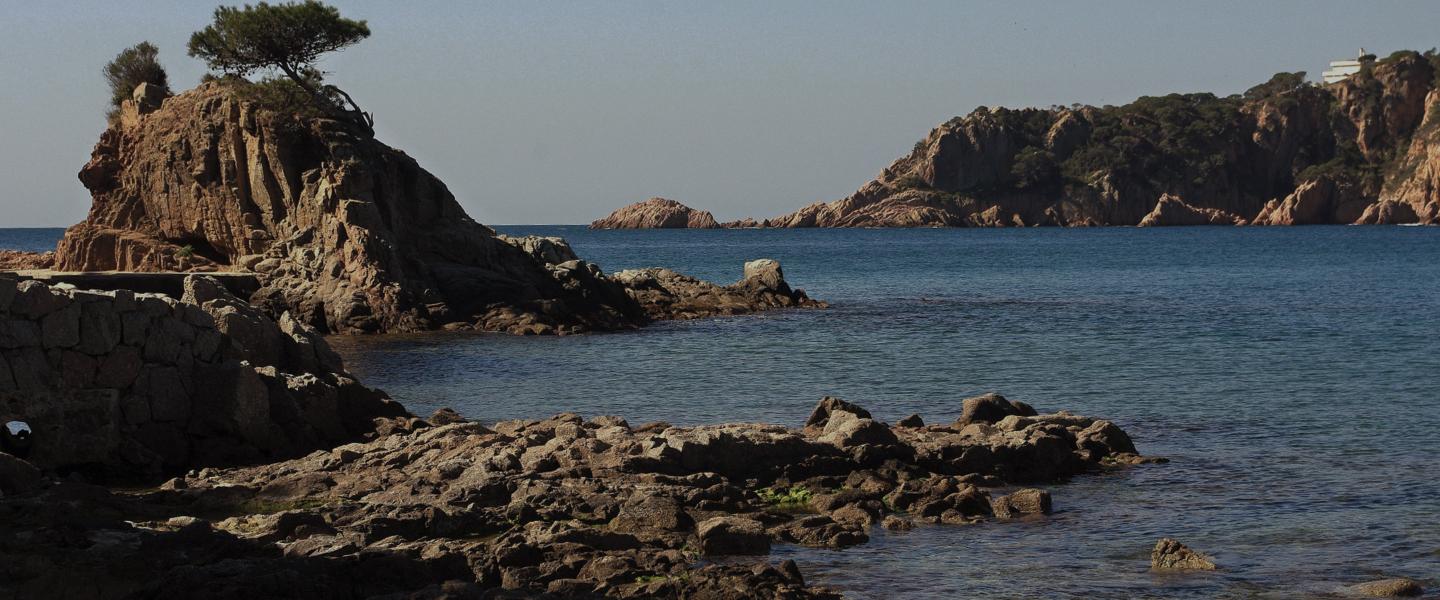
[0,273,405,478]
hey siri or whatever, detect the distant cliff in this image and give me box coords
[590,197,719,229]
[604,51,1440,228]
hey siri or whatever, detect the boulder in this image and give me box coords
[0,452,42,495]
[1150,538,1217,571]
[697,516,771,555]
[991,488,1052,517]
[957,393,1037,426]
[1345,578,1424,597]
[804,396,873,429]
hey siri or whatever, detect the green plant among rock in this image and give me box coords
[188,0,373,132]
[175,244,196,259]
[757,485,814,510]
[103,41,169,120]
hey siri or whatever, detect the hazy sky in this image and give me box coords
[2,1,1437,226]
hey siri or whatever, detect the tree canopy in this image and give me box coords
[188,1,372,129]
[103,41,169,109]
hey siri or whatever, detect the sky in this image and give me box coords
[1,1,1437,226]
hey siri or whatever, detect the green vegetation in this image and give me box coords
[757,485,813,509]
[103,42,169,118]
[175,244,196,259]
[188,1,372,129]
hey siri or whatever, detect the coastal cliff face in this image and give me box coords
[604,52,1440,228]
[55,83,650,334]
[747,52,1440,227]
[590,197,720,229]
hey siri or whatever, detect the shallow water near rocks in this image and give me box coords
[5,225,1438,597]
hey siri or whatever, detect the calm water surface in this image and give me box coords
[5,225,1437,598]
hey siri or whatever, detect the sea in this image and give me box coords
[4,225,1437,598]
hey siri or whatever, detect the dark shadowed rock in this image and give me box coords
[805,396,873,429]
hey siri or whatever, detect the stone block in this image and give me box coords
[41,302,81,349]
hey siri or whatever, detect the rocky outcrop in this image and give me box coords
[0,251,54,271]
[1151,538,1218,571]
[0,273,405,478]
[590,198,720,229]
[1139,194,1244,226]
[0,396,1154,598]
[709,52,1440,227]
[51,83,639,334]
[53,83,824,335]
[613,259,825,321]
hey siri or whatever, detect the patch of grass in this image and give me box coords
[757,485,814,510]
[232,496,330,515]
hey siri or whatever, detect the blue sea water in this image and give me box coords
[3,225,1437,598]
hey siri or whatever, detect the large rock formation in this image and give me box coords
[1138,194,1244,226]
[0,273,405,478]
[50,83,645,334]
[0,395,1155,598]
[607,51,1440,228]
[590,197,720,229]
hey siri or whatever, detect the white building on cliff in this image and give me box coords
[1322,48,1373,84]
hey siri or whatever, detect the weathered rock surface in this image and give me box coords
[0,396,1155,598]
[590,198,720,229]
[1139,194,1245,226]
[0,273,405,477]
[53,83,817,336]
[1151,538,1218,571]
[0,250,55,271]
[613,259,824,321]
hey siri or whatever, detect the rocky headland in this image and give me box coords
[599,51,1440,228]
[0,388,1156,599]
[590,198,720,229]
[43,82,817,335]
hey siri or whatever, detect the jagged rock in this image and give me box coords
[1138,194,1243,226]
[0,250,55,271]
[804,396,872,429]
[614,259,824,321]
[1345,578,1424,597]
[0,394,1152,598]
[54,82,648,335]
[590,197,721,229]
[1151,538,1217,571]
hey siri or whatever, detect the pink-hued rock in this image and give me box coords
[590,197,720,229]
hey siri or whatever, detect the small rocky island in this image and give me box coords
[592,51,1440,228]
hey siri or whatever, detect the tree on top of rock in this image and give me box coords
[103,41,169,118]
[187,1,374,132]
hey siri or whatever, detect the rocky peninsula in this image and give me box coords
[19,82,818,336]
[595,50,1440,228]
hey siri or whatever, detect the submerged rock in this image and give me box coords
[1151,538,1218,571]
[1345,577,1424,597]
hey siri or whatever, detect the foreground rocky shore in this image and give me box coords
[0,394,1155,599]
